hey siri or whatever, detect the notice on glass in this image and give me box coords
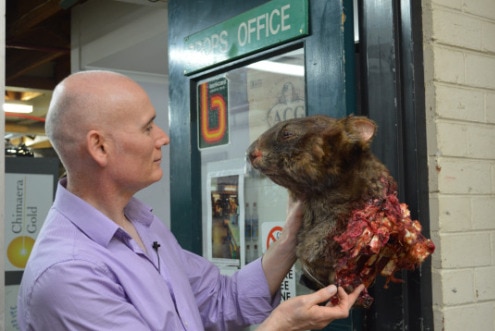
[206,159,246,271]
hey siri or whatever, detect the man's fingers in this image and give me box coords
[307,285,338,306]
[346,284,365,303]
[335,284,365,309]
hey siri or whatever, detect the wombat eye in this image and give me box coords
[281,130,294,140]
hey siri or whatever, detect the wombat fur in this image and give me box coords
[247,115,394,290]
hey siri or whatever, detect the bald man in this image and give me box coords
[17,70,363,331]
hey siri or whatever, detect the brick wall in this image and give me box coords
[423,0,495,330]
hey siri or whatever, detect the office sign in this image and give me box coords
[184,0,309,74]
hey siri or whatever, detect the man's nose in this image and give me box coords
[157,127,170,146]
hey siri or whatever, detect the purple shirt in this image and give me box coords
[18,179,279,330]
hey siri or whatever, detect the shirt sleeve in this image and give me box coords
[180,249,281,331]
[22,260,151,331]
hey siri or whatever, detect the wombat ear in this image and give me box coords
[347,116,376,143]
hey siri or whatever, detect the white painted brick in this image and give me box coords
[430,231,442,269]
[426,116,439,157]
[428,156,440,192]
[439,269,476,305]
[492,231,495,265]
[428,1,495,329]
[437,121,495,160]
[465,52,495,90]
[439,232,492,268]
[436,195,472,232]
[487,91,495,124]
[466,124,495,159]
[475,266,495,301]
[493,163,495,195]
[437,121,468,157]
[432,269,443,306]
[436,158,492,194]
[433,46,465,84]
[463,0,495,21]
[432,9,482,50]
[432,0,462,10]
[482,21,495,53]
[472,196,495,230]
[436,84,485,122]
[429,195,440,232]
[442,302,494,330]
[433,306,444,331]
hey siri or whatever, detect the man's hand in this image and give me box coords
[261,198,304,295]
[258,284,365,331]
[283,196,304,241]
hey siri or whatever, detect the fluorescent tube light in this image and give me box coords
[247,61,305,77]
[3,102,33,113]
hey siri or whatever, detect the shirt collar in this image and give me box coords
[53,178,155,247]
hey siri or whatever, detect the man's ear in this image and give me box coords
[86,130,108,166]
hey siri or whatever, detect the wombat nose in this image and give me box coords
[248,148,263,163]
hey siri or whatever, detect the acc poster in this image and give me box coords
[246,68,306,143]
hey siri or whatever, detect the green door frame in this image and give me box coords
[168,0,355,257]
[167,0,433,329]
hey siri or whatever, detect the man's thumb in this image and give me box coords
[324,284,338,296]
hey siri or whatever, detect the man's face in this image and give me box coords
[106,90,170,194]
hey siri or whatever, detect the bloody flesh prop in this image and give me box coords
[247,115,435,307]
[331,177,435,307]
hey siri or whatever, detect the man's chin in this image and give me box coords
[152,170,164,183]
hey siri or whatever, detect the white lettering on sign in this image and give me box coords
[237,4,291,47]
[188,30,229,56]
[184,0,309,74]
[281,266,295,301]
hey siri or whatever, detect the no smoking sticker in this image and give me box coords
[262,222,284,253]
[266,225,283,250]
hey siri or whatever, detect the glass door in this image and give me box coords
[169,0,364,329]
[198,48,305,270]
[198,47,315,330]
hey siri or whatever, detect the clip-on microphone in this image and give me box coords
[152,241,161,272]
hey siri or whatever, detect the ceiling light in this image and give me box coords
[247,61,305,77]
[3,102,33,114]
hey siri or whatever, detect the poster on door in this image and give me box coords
[205,159,246,273]
[246,68,306,143]
[198,75,230,149]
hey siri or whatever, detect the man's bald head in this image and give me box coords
[45,70,144,171]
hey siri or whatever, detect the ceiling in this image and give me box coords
[5,0,80,145]
[4,0,168,152]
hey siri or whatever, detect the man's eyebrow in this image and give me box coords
[145,115,156,127]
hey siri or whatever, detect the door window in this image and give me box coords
[198,50,308,309]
